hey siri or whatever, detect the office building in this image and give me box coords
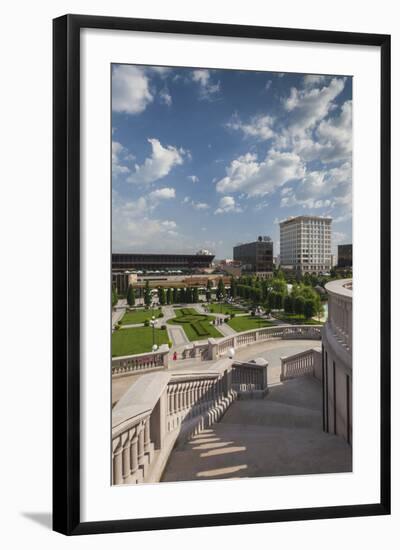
[233,236,273,276]
[337,244,352,268]
[280,215,332,274]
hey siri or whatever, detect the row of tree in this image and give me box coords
[114,273,322,320]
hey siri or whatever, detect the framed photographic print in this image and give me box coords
[53,14,391,535]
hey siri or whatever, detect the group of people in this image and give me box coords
[213,316,226,326]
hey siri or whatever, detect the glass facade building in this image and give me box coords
[233,237,273,274]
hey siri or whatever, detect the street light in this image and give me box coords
[150,316,157,348]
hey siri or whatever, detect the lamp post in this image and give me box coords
[150,316,157,349]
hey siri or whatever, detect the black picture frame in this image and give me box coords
[53,14,391,535]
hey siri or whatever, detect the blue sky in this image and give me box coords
[112,65,352,258]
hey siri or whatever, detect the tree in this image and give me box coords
[284,294,294,313]
[270,277,287,295]
[127,284,136,307]
[275,292,284,310]
[173,287,179,303]
[304,299,315,319]
[267,291,277,310]
[250,286,262,305]
[166,287,172,305]
[144,280,151,307]
[294,295,306,316]
[230,277,237,299]
[206,279,213,302]
[315,295,325,320]
[158,287,166,306]
[193,287,199,303]
[112,286,118,308]
[178,287,186,303]
[185,287,192,303]
[216,278,226,301]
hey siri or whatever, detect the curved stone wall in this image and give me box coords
[321,279,352,445]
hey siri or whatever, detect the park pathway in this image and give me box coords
[214,321,237,337]
[168,325,189,347]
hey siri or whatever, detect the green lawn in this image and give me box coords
[227,315,276,332]
[167,308,223,341]
[207,303,248,315]
[112,326,169,356]
[120,308,160,325]
[273,313,322,325]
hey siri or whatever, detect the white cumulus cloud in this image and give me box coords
[148,187,176,200]
[128,139,187,185]
[112,191,180,251]
[112,65,153,114]
[216,150,305,197]
[160,88,172,106]
[280,162,352,212]
[112,141,130,175]
[283,77,346,136]
[192,69,220,100]
[303,74,327,88]
[215,196,242,214]
[226,113,275,141]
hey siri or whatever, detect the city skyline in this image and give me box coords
[112,65,352,258]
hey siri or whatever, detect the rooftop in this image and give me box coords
[279,215,332,226]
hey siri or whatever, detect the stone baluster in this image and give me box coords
[129,426,139,479]
[121,431,131,482]
[137,421,145,466]
[112,436,123,486]
[144,417,151,456]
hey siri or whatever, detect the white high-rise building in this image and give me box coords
[280,215,332,274]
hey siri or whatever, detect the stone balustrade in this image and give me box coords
[112,344,170,378]
[209,325,322,360]
[111,358,236,485]
[280,347,322,381]
[321,279,352,444]
[325,279,352,354]
[232,359,269,398]
[181,342,209,360]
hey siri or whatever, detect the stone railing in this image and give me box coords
[208,325,322,360]
[280,347,322,381]
[181,341,209,361]
[325,279,352,354]
[111,358,236,485]
[232,359,268,398]
[112,344,170,378]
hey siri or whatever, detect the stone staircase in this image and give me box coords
[161,376,352,482]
